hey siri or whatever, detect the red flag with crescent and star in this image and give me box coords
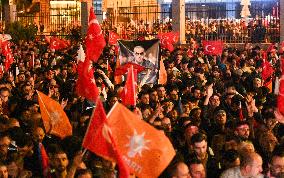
[158,32,179,52]
[85,7,106,62]
[202,40,224,55]
[1,41,14,71]
[121,65,138,107]
[109,31,120,45]
[49,37,68,50]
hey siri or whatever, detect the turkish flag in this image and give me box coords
[76,59,99,102]
[50,37,68,50]
[37,90,72,139]
[266,43,276,53]
[38,143,49,177]
[82,100,129,178]
[115,62,145,76]
[202,40,224,55]
[4,52,14,72]
[121,65,137,106]
[262,60,274,82]
[107,103,176,178]
[187,49,194,58]
[158,32,179,52]
[279,41,284,54]
[109,31,120,45]
[1,41,14,71]
[277,75,284,115]
[85,7,106,62]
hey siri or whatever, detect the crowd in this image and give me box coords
[103,18,279,43]
[0,26,283,178]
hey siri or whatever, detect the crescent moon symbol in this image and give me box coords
[205,45,212,52]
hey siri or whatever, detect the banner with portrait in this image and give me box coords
[118,39,160,85]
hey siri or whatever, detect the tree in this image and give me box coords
[5,21,37,43]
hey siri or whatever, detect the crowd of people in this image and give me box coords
[102,18,279,43]
[0,23,283,178]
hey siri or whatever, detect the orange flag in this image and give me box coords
[82,99,129,178]
[37,91,72,139]
[158,58,167,84]
[107,103,176,178]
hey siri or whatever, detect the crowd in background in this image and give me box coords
[0,25,282,178]
[101,18,279,43]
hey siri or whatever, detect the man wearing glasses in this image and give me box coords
[132,46,157,84]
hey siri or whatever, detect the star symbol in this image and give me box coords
[88,34,94,40]
[126,129,150,158]
[49,111,60,126]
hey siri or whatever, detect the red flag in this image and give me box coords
[109,31,120,45]
[187,48,194,58]
[202,40,224,55]
[1,41,14,71]
[262,60,274,82]
[266,43,276,53]
[121,65,137,106]
[115,62,145,76]
[278,75,284,115]
[39,143,49,177]
[107,103,176,177]
[85,7,106,62]
[279,41,284,54]
[82,100,129,178]
[158,32,179,52]
[76,59,99,102]
[50,37,68,50]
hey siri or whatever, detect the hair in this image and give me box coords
[188,157,203,166]
[222,149,240,163]
[75,169,93,178]
[240,152,260,168]
[160,154,185,178]
[191,133,207,145]
[272,145,284,160]
[133,46,145,52]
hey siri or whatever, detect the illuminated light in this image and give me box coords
[50,1,78,5]
[202,4,206,6]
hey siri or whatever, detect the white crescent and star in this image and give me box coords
[205,45,215,52]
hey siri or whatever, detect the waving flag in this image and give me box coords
[202,40,224,55]
[85,7,106,62]
[279,41,284,54]
[83,100,129,178]
[37,91,72,139]
[107,103,176,178]
[76,59,99,102]
[1,41,14,71]
[121,65,137,106]
[158,31,179,52]
[49,37,68,50]
[109,31,120,45]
